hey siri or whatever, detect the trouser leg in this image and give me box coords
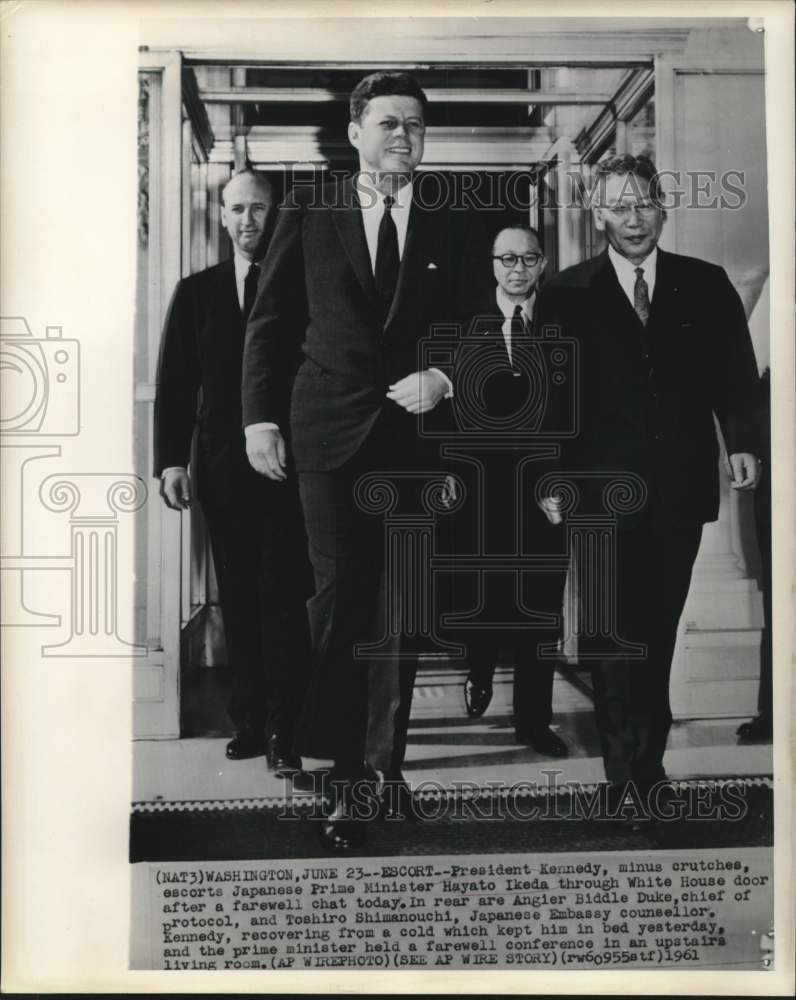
[298,467,382,774]
[590,517,702,790]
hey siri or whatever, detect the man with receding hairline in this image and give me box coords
[538,154,761,814]
[155,169,312,786]
[456,224,569,758]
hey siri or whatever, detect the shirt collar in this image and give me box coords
[496,287,536,321]
[355,172,413,210]
[233,251,259,281]
[608,243,658,282]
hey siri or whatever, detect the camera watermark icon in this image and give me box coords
[419,319,579,442]
[0,317,80,436]
[1,315,146,656]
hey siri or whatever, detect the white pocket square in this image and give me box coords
[427,262,438,270]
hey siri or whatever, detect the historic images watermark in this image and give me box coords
[273,165,750,213]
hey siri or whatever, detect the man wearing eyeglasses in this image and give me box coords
[538,154,761,817]
[456,225,569,759]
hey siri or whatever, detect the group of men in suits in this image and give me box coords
[155,70,762,850]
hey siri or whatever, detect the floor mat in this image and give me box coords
[131,777,772,861]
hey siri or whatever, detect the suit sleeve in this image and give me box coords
[153,279,201,477]
[710,266,762,456]
[242,197,308,428]
[534,281,570,462]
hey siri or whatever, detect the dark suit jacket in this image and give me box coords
[448,295,565,559]
[455,294,564,430]
[154,259,289,506]
[537,248,760,525]
[242,177,485,471]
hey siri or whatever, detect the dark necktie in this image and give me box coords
[374,195,399,308]
[634,266,650,326]
[242,261,260,325]
[511,303,530,340]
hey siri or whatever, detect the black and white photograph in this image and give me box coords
[1,0,793,992]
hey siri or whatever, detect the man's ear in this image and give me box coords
[347,120,360,150]
[592,207,606,232]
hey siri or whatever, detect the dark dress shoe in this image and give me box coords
[737,716,773,743]
[319,814,366,851]
[318,777,375,851]
[515,726,569,757]
[290,769,316,794]
[379,773,416,821]
[464,675,493,718]
[225,730,267,760]
[266,735,301,778]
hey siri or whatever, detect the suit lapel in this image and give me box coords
[210,259,243,335]
[330,178,380,306]
[385,194,449,332]
[591,250,646,342]
[384,196,421,330]
[647,247,677,330]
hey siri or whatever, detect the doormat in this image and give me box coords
[131,777,772,861]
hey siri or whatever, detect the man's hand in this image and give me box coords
[538,495,563,525]
[386,370,448,414]
[246,427,287,481]
[728,452,761,491]
[160,469,192,511]
[442,474,459,509]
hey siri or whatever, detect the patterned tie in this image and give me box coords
[243,261,260,325]
[634,266,650,326]
[374,194,399,308]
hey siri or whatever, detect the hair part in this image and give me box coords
[349,71,429,124]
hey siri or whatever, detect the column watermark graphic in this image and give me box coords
[0,315,147,656]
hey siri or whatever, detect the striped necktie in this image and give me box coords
[634,266,650,326]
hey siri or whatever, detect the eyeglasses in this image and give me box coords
[493,252,544,268]
[602,201,659,218]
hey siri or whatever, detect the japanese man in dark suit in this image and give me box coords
[457,224,569,759]
[538,154,760,812]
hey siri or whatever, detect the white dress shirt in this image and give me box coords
[356,173,412,269]
[496,288,536,365]
[234,251,258,310]
[608,244,658,307]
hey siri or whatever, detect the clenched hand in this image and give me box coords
[386,370,448,414]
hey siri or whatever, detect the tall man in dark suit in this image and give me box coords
[154,169,312,783]
[538,154,760,809]
[243,73,478,849]
[459,224,568,758]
